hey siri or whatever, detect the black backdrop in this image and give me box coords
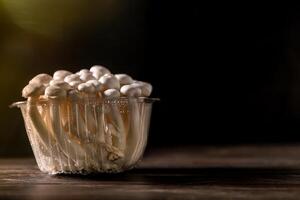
[1,2,300,156]
[147,2,299,144]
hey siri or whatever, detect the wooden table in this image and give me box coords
[1,145,300,199]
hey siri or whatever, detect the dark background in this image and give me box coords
[0,1,299,156]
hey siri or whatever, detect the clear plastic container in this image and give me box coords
[11,97,157,174]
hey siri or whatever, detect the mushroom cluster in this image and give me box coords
[21,65,153,173]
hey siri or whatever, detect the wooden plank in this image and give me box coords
[1,145,300,199]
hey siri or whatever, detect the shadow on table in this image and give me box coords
[56,167,300,187]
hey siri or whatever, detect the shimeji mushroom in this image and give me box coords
[66,89,90,169]
[77,82,98,136]
[19,66,154,173]
[29,74,52,86]
[24,75,74,170]
[77,82,106,170]
[80,72,96,83]
[76,69,90,76]
[24,86,70,172]
[22,83,48,151]
[84,80,120,169]
[64,74,81,83]
[68,80,82,88]
[45,85,89,169]
[99,76,126,159]
[64,85,101,170]
[22,79,51,150]
[45,86,71,163]
[90,65,111,79]
[85,79,105,144]
[127,82,152,163]
[120,84,142,167]
[103,89,126,161]
[53,70,72,81]
[77,84,99,142]
[48,80,77,170]
[115,74,134,86]
[66,82,102,170]
[91,91,109,169]
[49,80,72,129]
[66,90,83,142]
[99,74,120,91]
[131,81,153,97]
[78,80,124,166]
[86,80,103,92]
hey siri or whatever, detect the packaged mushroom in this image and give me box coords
[11,66,158,174]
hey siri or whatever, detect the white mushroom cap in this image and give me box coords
[45,85,67,98]
[22,66,153,100]
[90,65,111,79]
[76,69,90,75]
[104,89,120,98]
[86,80,103,92]
[115,74,133,85]
[64,74,81,83]
[120,85,142,97]
[68,80,82,88]
[99,74,120,90]
[80,72,96,82]
[29,74,52,85]
[77,83,96,94]
[131,81,152,97]
[22,82,45,98]
[49,80,72,90]
[92,70,103,80]
[53,70,72,80]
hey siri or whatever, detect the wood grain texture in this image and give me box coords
[1,145,300,199]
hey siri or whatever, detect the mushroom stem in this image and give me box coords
[27,97,72,171]
[124,98,141,167]
[82,94,101,170]
[20,66,154,173]
[131,102,150,164]
[104,100,126,159]
[103,89,126,162]
[27,97,51,156]
[93,101,108,169]
[82,94,97,138]
[43,103,75,172]
[68,91,103,170]
[48,98,87,169]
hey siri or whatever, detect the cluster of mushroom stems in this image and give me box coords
[22,65,152,173]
